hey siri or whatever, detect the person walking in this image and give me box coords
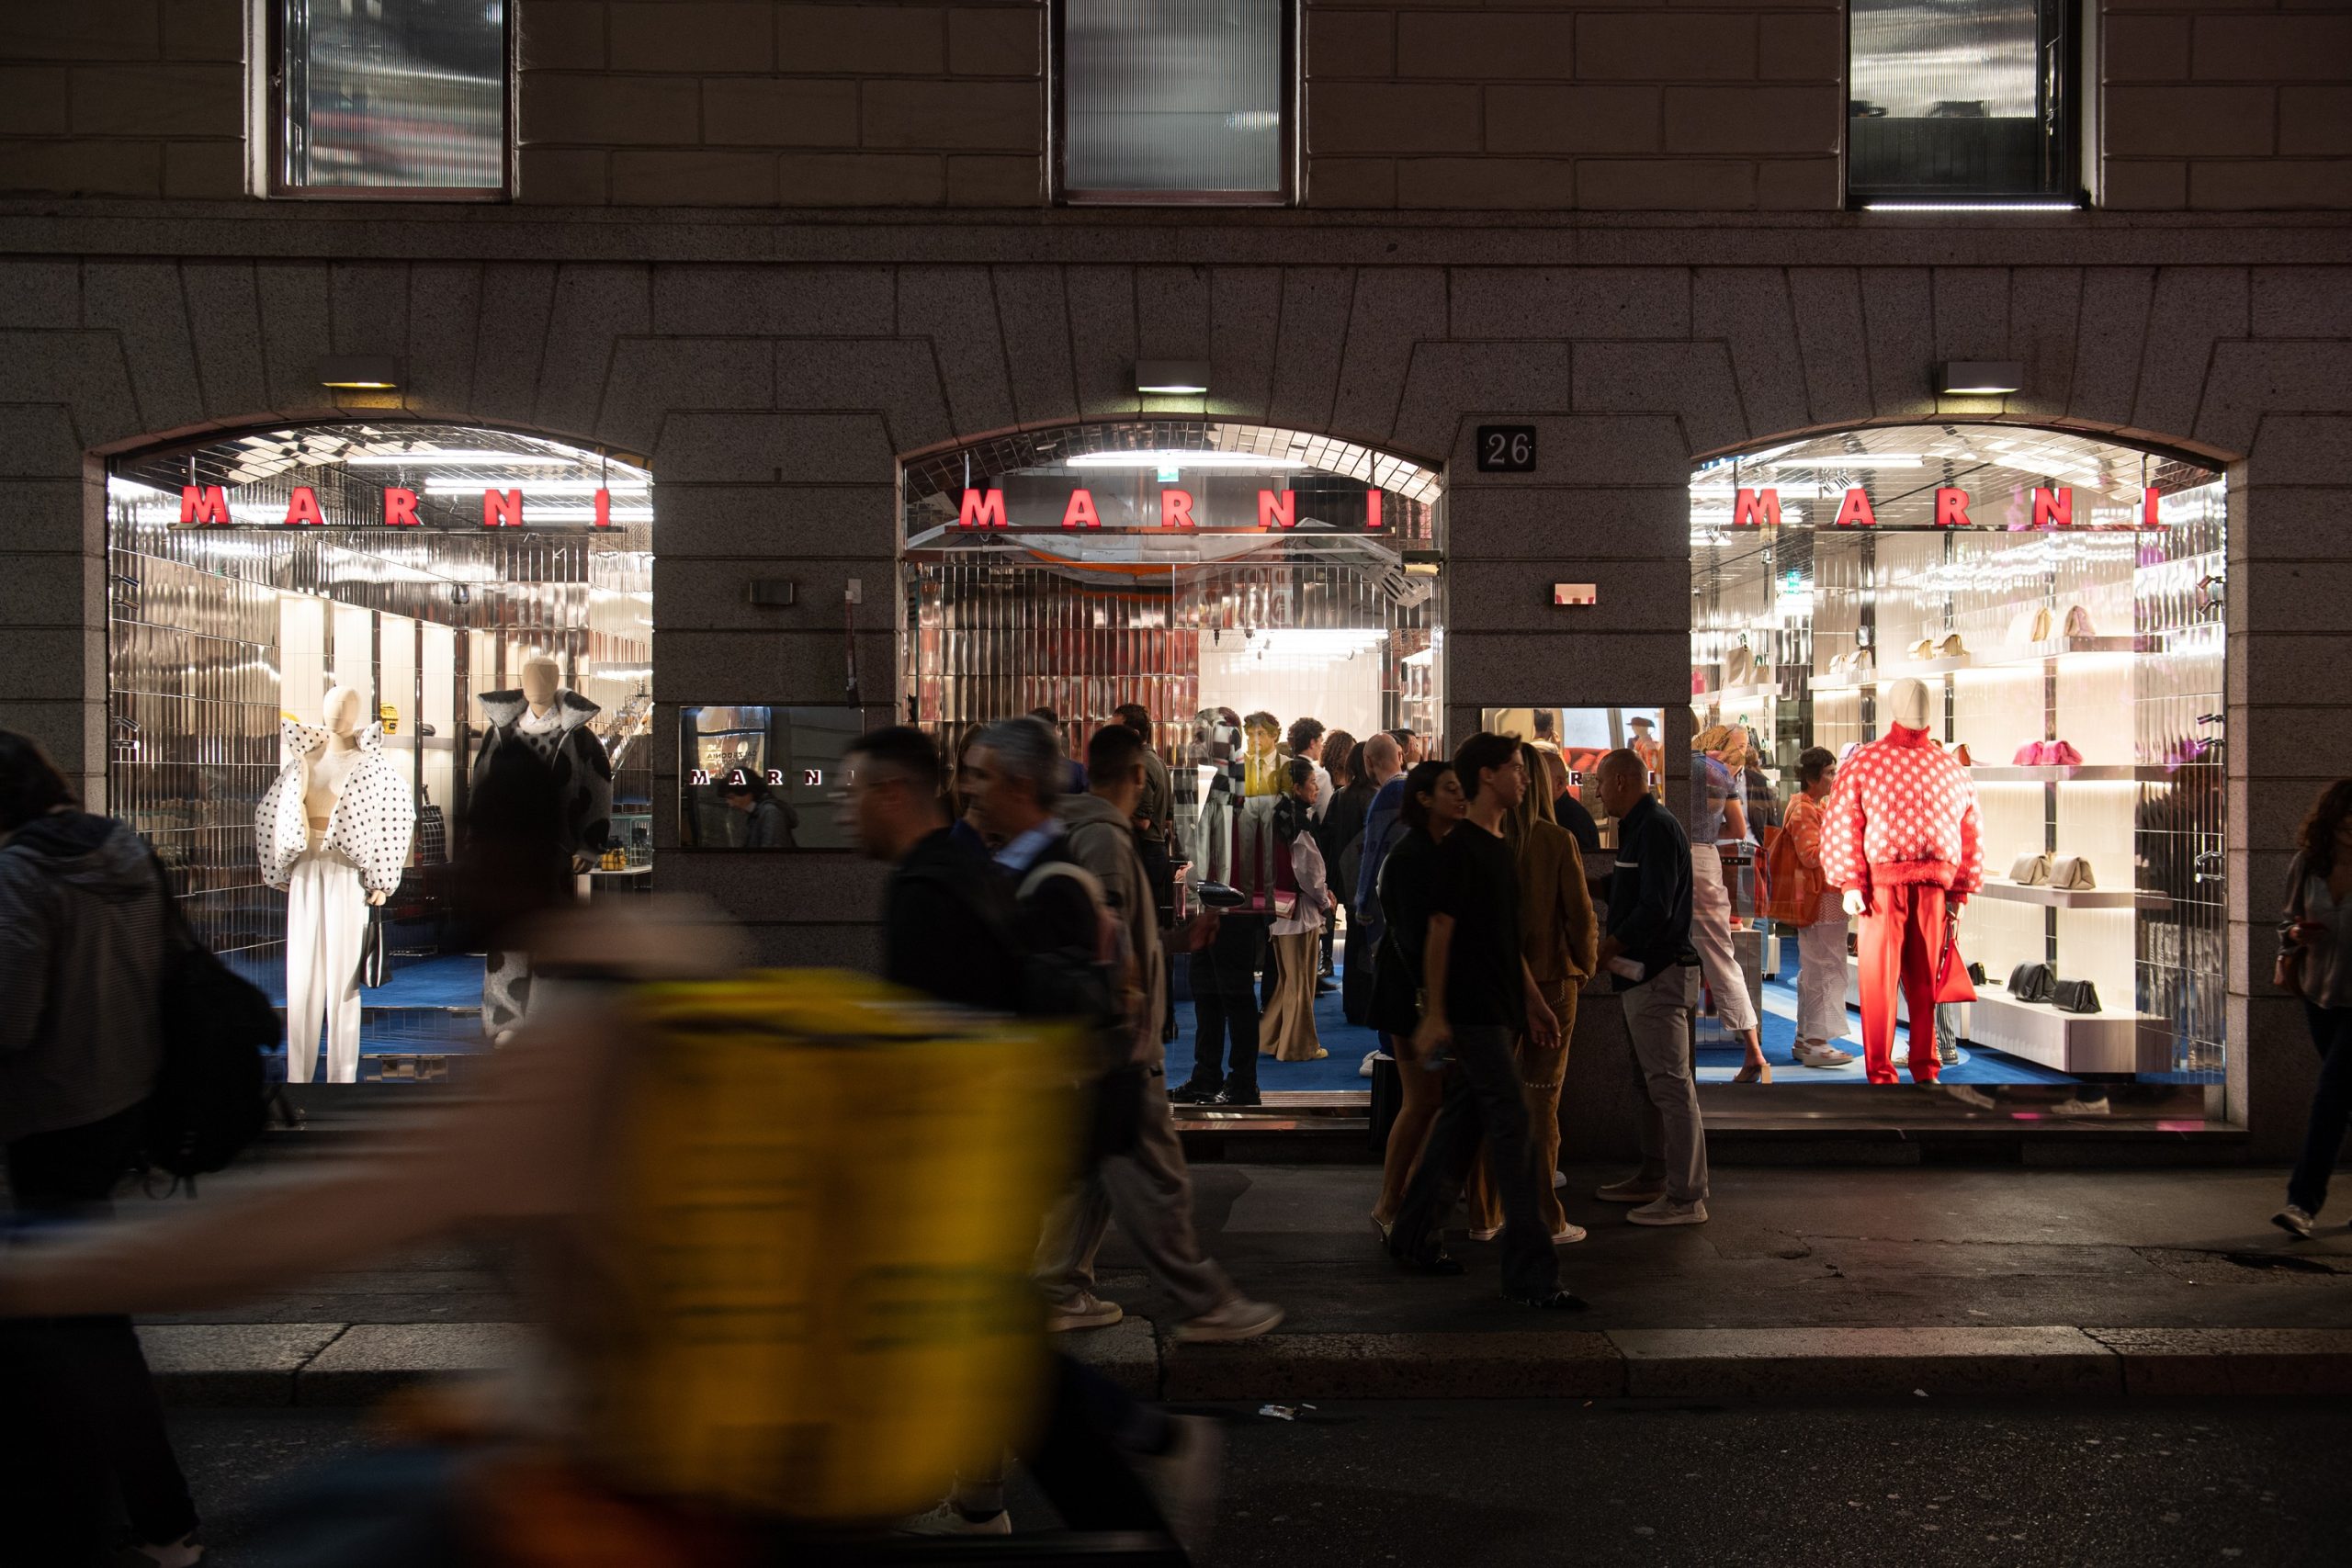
[1038,723,1283,1339]
[1112,703,1173,840]
[1782,747,1857,1068]
[721,773,798,848]
[1261,760,1334,1062]
[1321,732,1375,1026]
[1591,748,1711,1227]
[0,730,202,1568]
[1690,726,1770,1083]
[1353,732,1408,956]
[1368,761,1464,1235]
[1464,741,1600,1246]
[1385,734,1586,1311]
[2273,778,2352,1239]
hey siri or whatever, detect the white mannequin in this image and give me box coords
[1843,677,1936,918]
[307,686,387,907]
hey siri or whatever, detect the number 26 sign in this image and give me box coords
[1476,425,1537,473]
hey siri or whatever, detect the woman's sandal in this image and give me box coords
[1732,1061,1773,1084]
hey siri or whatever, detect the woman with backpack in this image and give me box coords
[0,729,200,1567]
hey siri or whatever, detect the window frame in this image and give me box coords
[1049,0,1300,209]
[1843,0,2082,208]
[262,0,514,202]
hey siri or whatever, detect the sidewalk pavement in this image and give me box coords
[131,1163,2352,1406]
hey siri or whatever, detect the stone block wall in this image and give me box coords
[2102,4,2352,210]
[4,1,2349,209]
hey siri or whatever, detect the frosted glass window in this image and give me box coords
[1060,0,1287,200]
[1849,0,2069,200]
[279,0,508,194]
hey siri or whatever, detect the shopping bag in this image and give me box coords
[1934,917,1976,1003]
[592,971,1083,1525]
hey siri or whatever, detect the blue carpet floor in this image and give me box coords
[1168,969,1385,1091]
[1695,975,2079,1086]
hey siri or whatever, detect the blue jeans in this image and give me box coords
[2290,1003,2352,1214]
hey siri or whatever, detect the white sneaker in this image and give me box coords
[1943,1084,1998,1111]
[2051,1096,2111,1117]
[1595,1174,1667,1204]
[899,1501,1012,1536]
[1793,1041,1856,1068]
[1626,1196,1709,1227]
[1552,1168,1567,1190]
[1175,1295,1283,1343]
[1046,1292,1124,1332]
[1361,1049,1385,1078]
[2273,1204,2316,1240]
[1552,1222,1589,1245]
[1140,1415,1223,1562]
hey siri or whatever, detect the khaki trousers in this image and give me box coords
[1260,929,1327,1061]
[1464,979,1577,1236]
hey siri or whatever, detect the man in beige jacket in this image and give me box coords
[1038,723,1282,1345]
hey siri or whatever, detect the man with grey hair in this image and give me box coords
[967,716,1098,959]
[1591,747,1709,1226]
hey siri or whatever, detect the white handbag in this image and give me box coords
[1725,644,1757,688]
[2050,855,2096,890]
[2008,852,2052,886]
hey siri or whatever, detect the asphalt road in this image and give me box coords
[168,1398,2350,1566]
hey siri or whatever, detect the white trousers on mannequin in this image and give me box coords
[1794,889,1851,1043]
[286,843,368,1084]
[1689,843,1758,1035]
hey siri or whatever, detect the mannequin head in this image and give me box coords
[521,654,562,710]
[322,685,365,737]
[1884,677,1932,731]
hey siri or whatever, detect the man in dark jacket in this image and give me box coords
[0,729,200,1567]
[842,725,1021,1011]
[1591,748,1710,1227]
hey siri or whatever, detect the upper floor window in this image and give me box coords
[1848,0,2075,206]
[1054,0,1294,205]
[270,0,509,197]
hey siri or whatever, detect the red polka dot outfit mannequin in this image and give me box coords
[1821,712,1984,1084]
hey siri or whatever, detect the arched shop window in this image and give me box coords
[107,423,653,1084]
[1687,424,2225,1116]
[901,422,1442,1102]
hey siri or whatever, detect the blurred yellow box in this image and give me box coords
[584,969,1081,1523]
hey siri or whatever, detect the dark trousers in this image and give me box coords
[1388,1024,1561,1302]
[1186,914,1267,1093]
[2291,1003,2352,1214]
[0,1102,199,1562]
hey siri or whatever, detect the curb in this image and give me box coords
[140,1323,2352,1407]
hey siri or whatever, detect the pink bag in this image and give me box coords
[2048,740,2082,766]
[2013,741,2047,765]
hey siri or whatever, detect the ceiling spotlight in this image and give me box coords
[1938,361,2026,396]
[1135,360,1211,395]
[315,355,401,390]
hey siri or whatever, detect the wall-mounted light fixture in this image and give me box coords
[316,355,401,389]
[1135,360,1211,395]
[1937,361,2024,396]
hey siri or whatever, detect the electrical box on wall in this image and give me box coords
[1553,582,1597,606]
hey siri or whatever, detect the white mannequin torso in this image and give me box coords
[304,737,361,828]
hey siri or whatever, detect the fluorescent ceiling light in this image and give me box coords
[314,355,401,389]
[422,479,650,495]
[519,508,656,523]
[1862,202,2080,213]
[1939,360,2025,395]
[1770,456,1924,468]
[1065,451,1307,470]
[1135,359,1211,394]
[345,451,578,468]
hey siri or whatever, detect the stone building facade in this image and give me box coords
[2,0,2348,1154]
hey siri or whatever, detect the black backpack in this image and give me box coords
[146,860,278,1183]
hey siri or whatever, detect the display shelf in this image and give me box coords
[1704,682,1781,709]
[1968,764,2153,783]
[1883,653,1975,679]
[1974,635,2147,666]
[1958,992,2167,1075]
[1971,878,2140,910]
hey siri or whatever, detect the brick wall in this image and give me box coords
[1,1,2347,210]
[2102,3,2352,210]
[1305,2,1844,209]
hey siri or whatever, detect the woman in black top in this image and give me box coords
[1370,760,1468,1236]
[1320,732,1376,1021]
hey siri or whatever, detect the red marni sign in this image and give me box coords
[176,486,624,528]
[1724,486,2165,528]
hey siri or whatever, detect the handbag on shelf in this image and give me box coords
[2064,605,2096,637]
[2047,740,2083,766]
[1954,743,1974,767]
[413,785,448,866]
[2049,856,2097,890]
[2009,852,2052,886]
[2052,978,2102,1014]
[2013,741,2046,766]
[2006,962,2057,1003]
[1725,644,1757,688]
[1968,961,1988,986]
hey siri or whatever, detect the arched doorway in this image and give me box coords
[106,422,655,1083]
[899,421,1445,1105]
[1685,424,2225,1121]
